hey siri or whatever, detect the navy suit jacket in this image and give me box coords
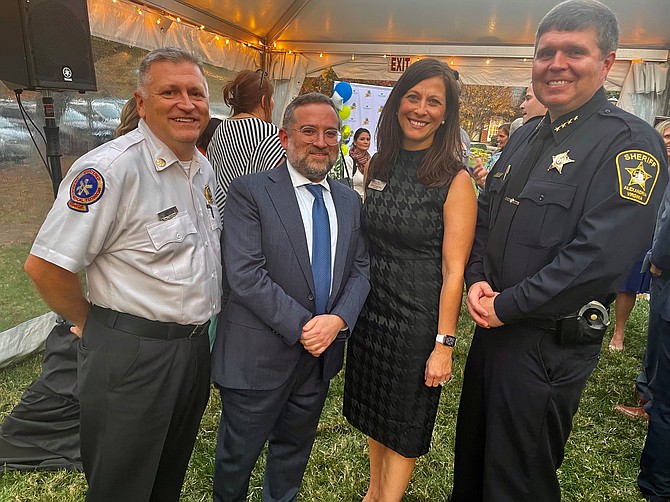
[211,162,370,390]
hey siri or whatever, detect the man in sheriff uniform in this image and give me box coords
[451,1,669,501]
[24,47,221,501]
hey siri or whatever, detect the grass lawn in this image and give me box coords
[0,160,650,500]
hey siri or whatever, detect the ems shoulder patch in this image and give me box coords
[616,150,660,205]
[67,168,105,212]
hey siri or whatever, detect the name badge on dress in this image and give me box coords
[368,179,387,191]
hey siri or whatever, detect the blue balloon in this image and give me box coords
[334,82,353,103]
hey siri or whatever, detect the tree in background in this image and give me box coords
[459,84,521,142]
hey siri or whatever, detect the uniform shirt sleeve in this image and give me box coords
[465,186,491,289]
[30,154,125,273]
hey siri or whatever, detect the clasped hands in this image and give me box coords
[299,314,345,357]
[466,281,503,328]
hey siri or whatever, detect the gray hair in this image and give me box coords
[137,47,207,96]
[535,0,619,59]
[282,92,340,129]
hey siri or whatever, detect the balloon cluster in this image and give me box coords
[332,81,353,155]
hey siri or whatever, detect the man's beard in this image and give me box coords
[289,148,337,182]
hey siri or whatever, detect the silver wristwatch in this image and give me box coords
[436,334,456,347]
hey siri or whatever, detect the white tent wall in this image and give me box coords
[88,0,258,73]
[618,62,669,124]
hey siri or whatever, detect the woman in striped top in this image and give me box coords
[206,69,285,214]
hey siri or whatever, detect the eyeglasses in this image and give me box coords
[256,69,267,93]
[291,126,342,146]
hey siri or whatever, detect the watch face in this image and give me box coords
[437,334,456,347]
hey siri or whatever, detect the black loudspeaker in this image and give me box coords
[0,0,97,91]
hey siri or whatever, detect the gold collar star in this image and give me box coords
[548,150,575,174]
[626,162,652,189]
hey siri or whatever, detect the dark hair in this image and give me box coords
[498,123,511,137]
[282,92,340,129]
[137,47,206,96]
[370,58,462,187]
[223,69,274,118]
[197,117,223,153]
[353,128,370,142]
[536,0,618,59]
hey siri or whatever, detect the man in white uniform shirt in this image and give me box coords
[24,47,221,501]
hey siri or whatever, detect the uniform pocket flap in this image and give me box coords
[518,179,576,208]
[146,212,197,250]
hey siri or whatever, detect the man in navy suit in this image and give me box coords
[638,184,670,501]
[211,92,370,502]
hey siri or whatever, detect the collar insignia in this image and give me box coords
[616,150,661,205]
[204,185,214,205]
[554,115,579,132]
[548,150,575,174]
[155,157,167,168]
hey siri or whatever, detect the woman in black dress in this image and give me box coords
[343,59,477,501]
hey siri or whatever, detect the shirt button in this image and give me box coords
[176,233,181,239]
[308,293,314,301]
[539,194,544,201]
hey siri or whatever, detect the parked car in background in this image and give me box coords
[59,98,123,155]
[0,116,33,163]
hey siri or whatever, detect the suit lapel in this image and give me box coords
[266,163,315,295]
[328,179,353,307]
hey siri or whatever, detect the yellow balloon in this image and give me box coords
[338,105,351,120]
[342,125,351,136]
[341,144,349,156]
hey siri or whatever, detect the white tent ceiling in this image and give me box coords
[89,0,669,115]
[137,0,669,72]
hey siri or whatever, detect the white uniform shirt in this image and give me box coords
[31,120,222,325]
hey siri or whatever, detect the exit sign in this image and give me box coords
[389,56,411,72]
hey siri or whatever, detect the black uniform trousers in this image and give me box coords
[639,276,670,500]
[213,349,329,502]
[451,324,600,502]
[77,312,211,502]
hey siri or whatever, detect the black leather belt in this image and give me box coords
[90,305,210,340]
[516,317,560,331]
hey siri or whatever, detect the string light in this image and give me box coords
[351,54,355,61]
[319,53,323,58]
[112,0,265,54]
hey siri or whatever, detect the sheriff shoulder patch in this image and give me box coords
[616,150,660,205]
[68,168,105,212]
